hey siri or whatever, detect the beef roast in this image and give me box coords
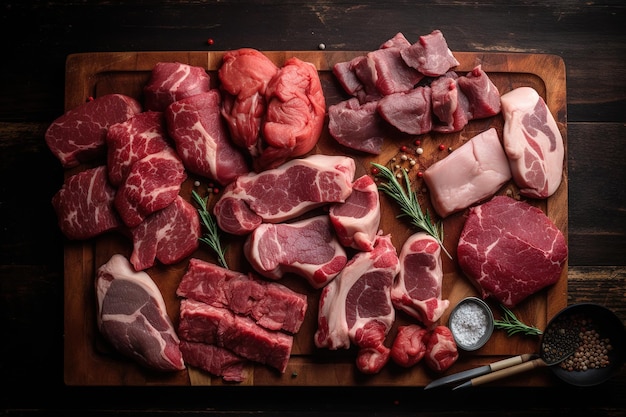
[457,196,568,307]
[45,94,142,168]
[143,62,211,112]
[51,166,121,240]
[166,90,249,185]
[329,174,381,252]
[315,235,400,374]
[500,86,565,198]
[95,254,185,372]
[244,215,348,289]
[176,258,307,333]
[214,154,356,235]
[391,232,449,327]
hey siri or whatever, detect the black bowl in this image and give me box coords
[542,303,626,387]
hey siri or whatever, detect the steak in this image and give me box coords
[176,258,307,333]
[391,232,449,327]
[424,325,458,372]
[400,30,459,77]
[178,299,293,373]
[244,215,348,289]
[165,90,249,185]
[114,147,186,228]
[457,195,568,307]
[390,324,428,368]
[214,154,356,235]
[95,254,185,372]
[500,86,565,198]
[423,128,511,218]
[143,62,211,112]
[45,94,142,168]
[106,111,170,187]
[315,235,400,374]
[329,175,381,252]
[51,166,121,240]
[130,195,200,271]
[179,340,248,382]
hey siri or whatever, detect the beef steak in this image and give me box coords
[143,62,211,112]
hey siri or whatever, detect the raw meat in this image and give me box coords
[259,57,326,171]
[430,72,471,133]
[244,215,348,289]
[391,232,449,327]
[178,299,293,373]
[219,48,279,155]
[366,37,423,95]
[130,195,200,271]
[328,98,388,154]
[423,128,512,218]
[376,86,433,135]
[106,111,171,187]
[51,166,121,240]
[329,175,381,252]
[179,340,248,382]
[457,195,568,307]
[314,235,400,374]
[500,86,565,198]
[214,154,356,235]
[424,325,458,372]
[95,254,185,372]
[165,90,249,185]
[400,30,459,77]
[332,58,365,98]
[114,147,187,228]
[176,258,307,333]
[45,94,142,168]
[390,324,429,368]
[457,65,501,119]
[143,62,211,112]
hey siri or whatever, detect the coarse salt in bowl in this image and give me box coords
[448,297,494,351]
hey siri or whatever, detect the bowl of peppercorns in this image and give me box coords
[541,303,626,387]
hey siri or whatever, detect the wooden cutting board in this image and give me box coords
[62,50,567,386]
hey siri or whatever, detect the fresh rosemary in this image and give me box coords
[371,162,451,259]
[191,190,229,269]
[494,305,543,337]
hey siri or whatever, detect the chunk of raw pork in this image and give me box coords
[218,48,279,155]
[106,111,170,187]
[366,36,424,96]
[178,299,293,373]
[114,147,186,228]
[51,166,121,240]
[45,94,142,168]
[328,98,388,154]
[329,175,381,252]
[390,324,429,368]
[315,235,400,374]
[430,72,471,133]
[500,87,565,198]
[259,57,326,171]
[457,196,568,308]
[179,340,248,382]
[244,215,348,289]
[166,90,249,185]
[143,62,211,112]
[391,232,449,327]
[424,326,458,372]
[95,254,185,371]
[214,154,356,235]
[400,30,459,77]
[130,195,200,271]
[376,86,432,135]
[423,128,512,218]
[176,258,307,333]
[457,65,501,119]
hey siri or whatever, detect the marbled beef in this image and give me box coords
[143,62,211,112]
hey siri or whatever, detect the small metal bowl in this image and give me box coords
[448,297,494,351]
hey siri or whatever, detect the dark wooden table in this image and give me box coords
[1,1,625,416]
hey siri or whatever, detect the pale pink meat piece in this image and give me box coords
[328,98,388,154]
[500,86,565,198]
[377,86,433,135]
[143,62,211,112]
[457,65,501,119]
[400,30,459,77]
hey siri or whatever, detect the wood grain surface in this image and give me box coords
[62,51,568,387]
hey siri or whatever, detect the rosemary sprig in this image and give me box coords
[371,162,451,259]
[191,190,229,269]
[494,305,543,337]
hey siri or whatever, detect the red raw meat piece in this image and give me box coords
[143,62,211,112]
[390,324,429,368]
[179,340,248,382]
[328,98,387,155]
[400,30,459,77]
[457,65,501,120]
[377,86,433,135]
[45,94,142,168]
[424,325,458,372]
